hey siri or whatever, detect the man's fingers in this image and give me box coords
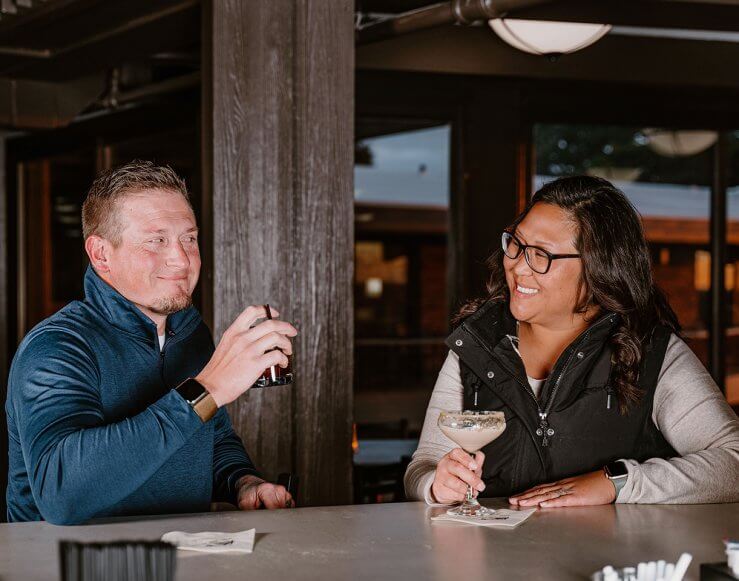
[244,319,298,344]
[259,485,292,510]
[232,305,273,332]
[258,349,289,371]
[250,331,293,357]
[238,488,260,510]
[262,486,282,509]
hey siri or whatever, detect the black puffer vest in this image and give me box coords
[445,300,677,497]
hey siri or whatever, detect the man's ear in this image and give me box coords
[85,235,112,273]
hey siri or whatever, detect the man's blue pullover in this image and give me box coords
[5,267,259,524]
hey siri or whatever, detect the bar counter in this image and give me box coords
[1,500,736,580]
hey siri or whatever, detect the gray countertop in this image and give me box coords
[1,500,737,580]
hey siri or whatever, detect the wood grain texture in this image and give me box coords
[204,0,354,506]
[0,138,7,521]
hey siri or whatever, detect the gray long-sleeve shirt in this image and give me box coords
[405,334,739,504]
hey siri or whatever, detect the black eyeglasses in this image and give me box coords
[501,231,580,274]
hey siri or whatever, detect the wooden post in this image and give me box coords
[0,137,7,521]
[202,0,354,506]
[710,132,728,393]
[452,89,523,303]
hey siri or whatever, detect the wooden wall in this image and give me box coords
[202,0,354,506]
[0,138,7,520]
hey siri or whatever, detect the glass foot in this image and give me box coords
[447,500,495,518]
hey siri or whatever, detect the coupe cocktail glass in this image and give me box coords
[438,410,506,517]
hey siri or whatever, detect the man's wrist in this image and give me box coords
[193,374,224,408]
[175,377,219,422]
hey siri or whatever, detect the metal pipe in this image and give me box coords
[451,0,555,24]
[356,2,455,45]
[356,0,555,44]
[356,0,739,44]
[709,132,729,393]
[101,71,200,107]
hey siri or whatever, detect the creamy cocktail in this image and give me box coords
[438,410,506,517]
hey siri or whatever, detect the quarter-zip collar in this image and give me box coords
[83,265,201,346]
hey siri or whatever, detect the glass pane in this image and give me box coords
[353,122,450,503]
[534,124,713,367]
[726,130,739,407]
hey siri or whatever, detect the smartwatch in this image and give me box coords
[175,378,218,423]
[603,460,629,501]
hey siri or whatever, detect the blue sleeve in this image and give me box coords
[7,328,205,525]
[211,407,261,505]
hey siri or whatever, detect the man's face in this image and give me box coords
[104,189,201,317]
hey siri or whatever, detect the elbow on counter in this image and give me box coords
[37,499,93,526]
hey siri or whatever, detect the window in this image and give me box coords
[535,124,714,367]
[353,122,451,502]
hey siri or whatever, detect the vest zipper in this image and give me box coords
[462,313,614,448]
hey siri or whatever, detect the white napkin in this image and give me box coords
[161,529,256,554]
[431,508,536,528]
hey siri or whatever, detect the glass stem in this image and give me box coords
[466,484,474,503]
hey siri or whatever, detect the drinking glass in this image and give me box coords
[251,304,294,389]
[438,410,506,517]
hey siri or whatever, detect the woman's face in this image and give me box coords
[504,203,586,329]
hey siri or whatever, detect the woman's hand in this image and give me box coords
[508,470,616,508]
[431,448,486,504]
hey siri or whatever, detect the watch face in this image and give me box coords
[177,378,206,403]
[605,461,629,479]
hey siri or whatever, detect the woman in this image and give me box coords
[405,175,739,507]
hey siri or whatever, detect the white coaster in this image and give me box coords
[431,508,537,528]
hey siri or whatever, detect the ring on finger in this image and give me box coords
[552,487,572,498]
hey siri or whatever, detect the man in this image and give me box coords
[6,160,297,524]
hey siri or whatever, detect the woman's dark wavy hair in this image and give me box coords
[455,175,680,414]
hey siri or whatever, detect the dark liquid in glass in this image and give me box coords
[251,304,293,388]
[252,349,293,388]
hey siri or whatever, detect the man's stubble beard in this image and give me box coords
[150,291,193,315]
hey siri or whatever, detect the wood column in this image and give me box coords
[202,0,354,506]
[0,138,7,521]
[452,89,523,303]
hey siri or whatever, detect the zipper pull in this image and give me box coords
[536,413,554,447]
[606,386,614,410]
[536,413,546,438]
[473,385,479,408]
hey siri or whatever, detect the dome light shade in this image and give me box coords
[643,129,719,157]
[488,19,611,56]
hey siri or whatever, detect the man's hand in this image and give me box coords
[508,470,616,508]
[431,448,486,504]
[196,305,297,407]
[236,475,294,510]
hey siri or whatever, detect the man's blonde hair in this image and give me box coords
[82,160,192,245]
